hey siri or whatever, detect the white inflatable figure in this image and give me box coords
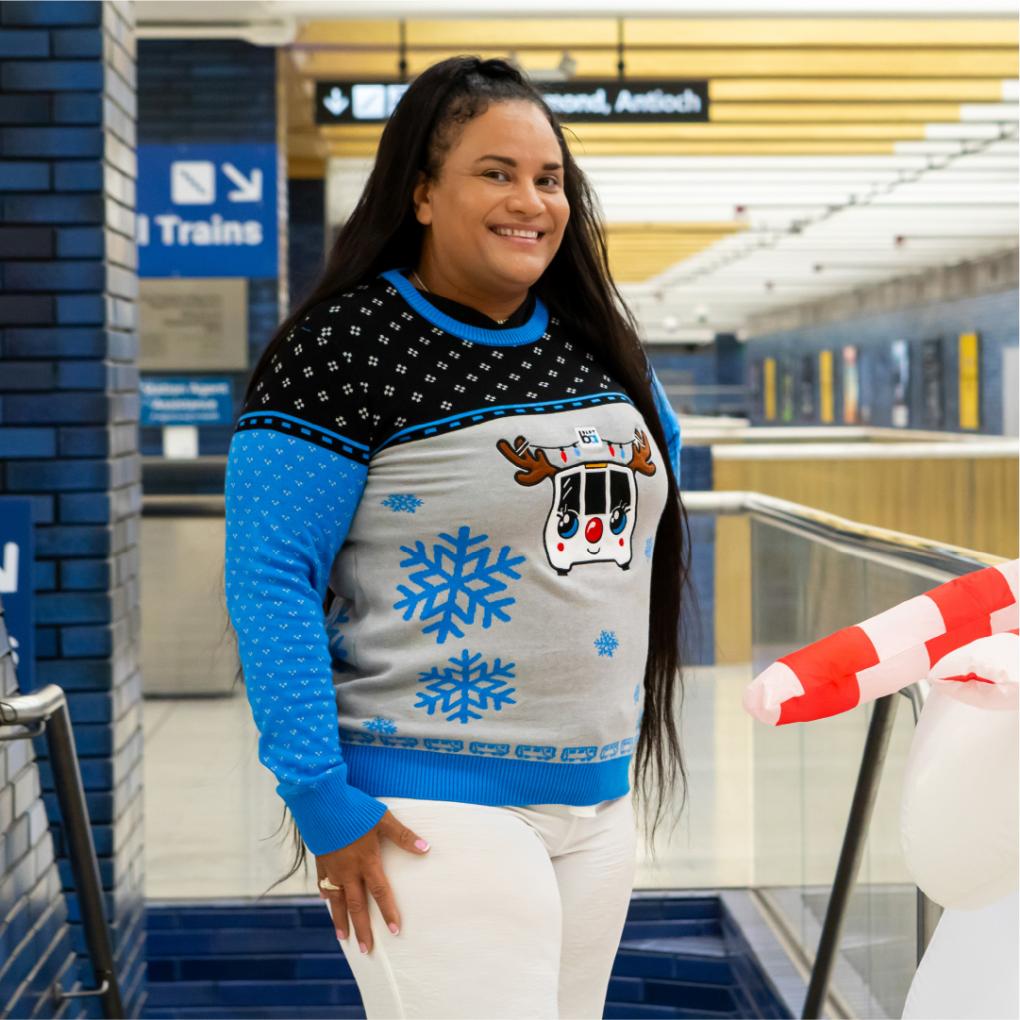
[743,560,1019,1018]
[899,632,1020,1020]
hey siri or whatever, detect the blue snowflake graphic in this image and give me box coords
[363,716,397,735]
[594,630,619,657]
[645,536,654,560]
[633,682,640,703]
[382,493,424,513]
[325,597,350,661]
[393,525,526,644]
[414,649,517,724]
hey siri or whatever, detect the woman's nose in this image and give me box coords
[506,183,546,215]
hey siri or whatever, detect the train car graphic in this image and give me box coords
[496,427,657,576]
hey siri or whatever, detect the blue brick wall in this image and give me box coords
[136,39,280,457]
[0,2,146,1016]
[745,287,1019,434]
[0,594,85,1020]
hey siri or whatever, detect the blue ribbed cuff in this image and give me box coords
[276,765,389,855]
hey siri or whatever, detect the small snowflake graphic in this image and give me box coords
[363,716,398,735]
[325,597,350,661]
[382,493,424,514]
[634,683,640,703]
[594,630,619,657]
[414,649,517,724]
[393,525,526,644]
[645,536,654,560]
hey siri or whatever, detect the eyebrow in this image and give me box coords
[474,154,563,171]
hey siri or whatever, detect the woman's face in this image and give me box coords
[413,100,570,292]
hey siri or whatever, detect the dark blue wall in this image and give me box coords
[288,177,325,310]
[136,38,280,458]
[745,287,1018,434]
[0,1,146,1015]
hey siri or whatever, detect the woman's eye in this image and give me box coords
[483,170,560,188]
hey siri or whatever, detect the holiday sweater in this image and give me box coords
[224,268,683,854]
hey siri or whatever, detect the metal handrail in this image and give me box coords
[0,682,125,1017]
[683,490,1004,576]
[680,491,1000,1019]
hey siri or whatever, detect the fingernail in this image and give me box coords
[337,932,347,942]
[388,922,400,935]
[415,838,430,851]
[359,942,368,954]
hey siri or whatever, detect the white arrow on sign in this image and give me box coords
[222,163,263,203]
[323,86,349,117]
[0,541,19,595]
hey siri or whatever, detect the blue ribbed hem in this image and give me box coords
[339,742,633,806]
[379,268,549,346]
[276,764,388,855]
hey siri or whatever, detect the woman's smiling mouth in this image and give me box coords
[490,225,544,245]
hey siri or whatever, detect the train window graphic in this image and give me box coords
[497,427,657,575]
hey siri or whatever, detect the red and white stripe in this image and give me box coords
[743,559,1019,726]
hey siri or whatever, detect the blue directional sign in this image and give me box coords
[140,377,234,426]
[138,143,278,278]
[0,498,35,691]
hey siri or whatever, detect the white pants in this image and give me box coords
[324,790,637,1019]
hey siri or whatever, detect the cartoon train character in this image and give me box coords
[496,428,657,576]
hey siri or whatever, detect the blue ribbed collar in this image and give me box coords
[380,268,549,347]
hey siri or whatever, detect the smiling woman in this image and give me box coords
[224,54,692,1020]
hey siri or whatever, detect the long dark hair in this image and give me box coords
[229,55,694,900]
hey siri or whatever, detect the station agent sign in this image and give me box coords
[316,79,709,125]
[137,143,278,278]
[140,377,234,459]
[0,498,35,691]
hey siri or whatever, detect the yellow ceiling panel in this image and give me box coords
[605,223,746,282]
[559,122,927,140]
[298,50,621,79]
[323,121,926,142]
[296,47,1018,83]
[293,17,1019,50]
[711,102,961,122]
[324,136,899,157]
[296,21,402,45]
[623,49,1018,78]
[709,78,1010,101]
[405,19,619,46]
[623,18,1019,47]
[562,140,899,155]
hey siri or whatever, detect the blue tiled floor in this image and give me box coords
[141,892,791,1019]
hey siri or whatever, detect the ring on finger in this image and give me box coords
[319,877,341,891]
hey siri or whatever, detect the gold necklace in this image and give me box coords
[410,269,510,325]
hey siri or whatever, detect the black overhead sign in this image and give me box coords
[315,79,709,125]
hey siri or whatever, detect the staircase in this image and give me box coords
[141,892,792,1019]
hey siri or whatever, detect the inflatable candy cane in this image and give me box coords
[743,559,1019,726]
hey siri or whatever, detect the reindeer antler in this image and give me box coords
[626,428,657,476]
[496,435,560,486]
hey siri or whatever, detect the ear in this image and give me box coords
[412,172,433,227]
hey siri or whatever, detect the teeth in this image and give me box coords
[494,227,540,239]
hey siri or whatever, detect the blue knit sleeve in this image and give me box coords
[224,300,388,854]
[648,363,682,486]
